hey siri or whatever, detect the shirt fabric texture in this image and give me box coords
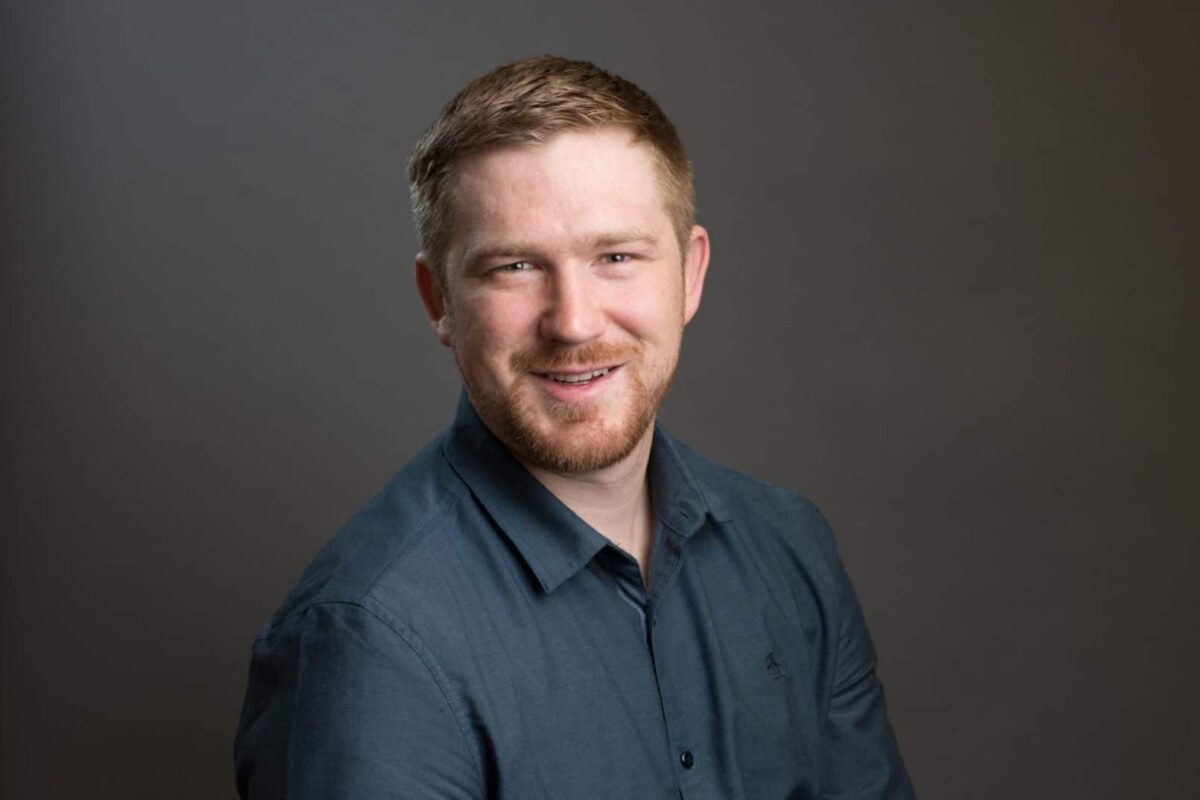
[235,393,915,799]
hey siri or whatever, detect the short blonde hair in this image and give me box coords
[408,56,695,282]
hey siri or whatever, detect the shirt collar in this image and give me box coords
[441,390,714,594]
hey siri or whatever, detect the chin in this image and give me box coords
[477,388,655,474]
[516,413,651,474]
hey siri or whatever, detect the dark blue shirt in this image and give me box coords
[235,394,914,798]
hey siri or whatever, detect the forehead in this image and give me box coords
[447,127,673,258]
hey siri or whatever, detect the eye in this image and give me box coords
[600,253,633,264]
[493,261,534,273]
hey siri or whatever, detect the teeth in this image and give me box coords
[550,368,610,384]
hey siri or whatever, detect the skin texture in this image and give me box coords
[414,127,709,571]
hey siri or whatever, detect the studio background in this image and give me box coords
[4,2,1197,798]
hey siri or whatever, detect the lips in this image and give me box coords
[529,363,624,395]
[513,344,634,395]
[546,367,613,385]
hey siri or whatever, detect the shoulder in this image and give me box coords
[666,434,841,569]
[258,433,470,640]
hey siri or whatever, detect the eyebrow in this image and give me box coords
[464,230,662,267]
[465,243,541,265]
[587,230,661,250]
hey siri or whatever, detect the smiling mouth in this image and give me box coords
[536,365,620,386]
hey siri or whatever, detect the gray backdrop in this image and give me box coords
[5,1,1198,798]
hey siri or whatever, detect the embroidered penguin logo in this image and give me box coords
[766,651,786,680]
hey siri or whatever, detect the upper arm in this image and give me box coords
[800,500,916,799]
[234,601,483,799]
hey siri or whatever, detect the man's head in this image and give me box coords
[408,55,695,286]
[410,57,709,475]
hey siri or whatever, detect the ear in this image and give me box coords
[414,254,454,347]
[682,224,710,325]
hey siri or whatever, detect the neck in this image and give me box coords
[519,423,657,583]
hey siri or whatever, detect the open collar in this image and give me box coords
[441,391,713,594]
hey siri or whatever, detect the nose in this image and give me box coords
[539,267,605,344]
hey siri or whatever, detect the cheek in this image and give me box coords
[455,294,537,357]
[610,281,685,343]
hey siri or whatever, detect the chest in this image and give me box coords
[434,526,832,799]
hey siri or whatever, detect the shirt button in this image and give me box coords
[680,750,694,769]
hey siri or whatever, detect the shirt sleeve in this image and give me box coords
[811,507,917,799]
[234,600,484,799]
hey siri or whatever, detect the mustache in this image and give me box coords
[510,342,638,373]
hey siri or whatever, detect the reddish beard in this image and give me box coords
[459,340,676,474]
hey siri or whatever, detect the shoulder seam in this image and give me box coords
[253,488,462,642]
[303,598,487,790]
[359,491,462,602]
[357,598,486,790]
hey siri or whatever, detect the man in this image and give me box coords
[235,56,914,799]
